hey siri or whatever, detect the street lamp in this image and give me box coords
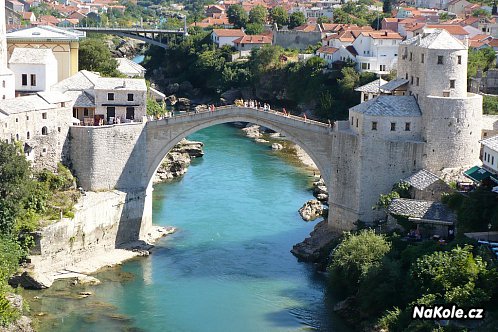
[488,223,492,242]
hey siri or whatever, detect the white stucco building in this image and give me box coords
[9,48,58,94]
[352,30,403,74]
[211,29,245,47]
[481,135,498,174]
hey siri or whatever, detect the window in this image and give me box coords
[26,132,30,139]
[84,108,89,117]
[437,56,443,64]
[405,73,408,79]
[127,94,134,101]
[61,102,65,107]
[16,134,19,141]
[405,122,411,131]
[30,74,36,86]
[361,63,370,70]
[371,121,377,130]
[58,127,61,133]
[351,117,354,125]
[42,112,47,119]
[411,76,413,84]
[443,91,450,97]
[390,122,396,131]
[379,64,386,72]
[2,80,4,88]
[21,74,27,86]
[363,94,369,101]
[416,77,419,86]
[421,53,424,63]
[457,55,461,64]
[26,115,29,120]
[356,118,358,128]
[108,93,114,101]
[409,52,413,61]
[492,156,495,165]
[450,80,455,89]
[106,107,116,123]
[15,118,18,122]
[41,126,48,135]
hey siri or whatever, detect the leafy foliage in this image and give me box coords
[483,94,498,114]
[329,230,391,289]
[270,6,288,28]
[245,23,264,35]
[288,12,306,29]
[79,38,121,77]
[227,4,248,28]
[146,97,167,117]
[467,47,496,79]
[249,5,268,25]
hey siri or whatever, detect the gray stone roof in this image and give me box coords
[355,78,387,93]
[403,169,441,190]
[37,91,72,104]
[401,29,465,50]
[379,78,408,93]
[480,135,498,152]
[350,95,421,117]
[116,58,146,77]
[51,70,100,93]
[8,48,56,65]
[7,25,84,42]
[64,91,95,108]
[388,198,456,223]
[0,94,57,114]
[93,77,147,91]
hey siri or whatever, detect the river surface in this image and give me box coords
[27,124,350,332]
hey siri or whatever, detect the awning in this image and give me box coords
[464,166,494,182]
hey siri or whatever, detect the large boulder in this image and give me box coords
[9,271,53,289]
[298,199,324,221]
[220,88,242,103]
[291,219,340,264]
[271,143,283,150]
[241,124,262,138]
[175,98,191,112]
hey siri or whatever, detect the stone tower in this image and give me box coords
[397,29,482,170]
[0,0,15,100]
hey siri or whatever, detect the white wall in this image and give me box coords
[483,146,498,173]
[10,61,58,92]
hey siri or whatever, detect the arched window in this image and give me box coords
[15,134,19,141]
[41,126,48,135]
[27,132,30,139]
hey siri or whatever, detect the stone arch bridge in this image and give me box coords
[69,106,422,244]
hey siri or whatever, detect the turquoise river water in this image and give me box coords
[26,124,350,332]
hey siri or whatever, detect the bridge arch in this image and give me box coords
[145,107,333,191]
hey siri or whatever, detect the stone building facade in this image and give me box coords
[0,92,73,171]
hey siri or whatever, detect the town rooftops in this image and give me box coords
[388,198,456,225]
[6,25,85,41]
[51,70,101,93]
[37,91,72,104]
[480,135,498,151]
[426,24,469,36]
[401,29,465,50]
[316,45,339,54]
[350,95,421,117]
[8,48,56,65]
[212,28,245,37]
[354,78,387,93]
[403,169,441,190]
[360,30,403,39]
[233,35,272,44]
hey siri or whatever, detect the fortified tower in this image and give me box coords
[0,0,15,100]
[397,29,482,169]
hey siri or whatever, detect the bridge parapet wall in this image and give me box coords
[69,122,147,191]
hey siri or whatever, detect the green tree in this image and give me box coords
[411,245,493,306]
[227,4,249,28]
[249,5,268,24]
[467,47,496,78]
[383,0,392,13]
[245,23,264,35]
[329,230,391,288]
[483,94,498,114]
[288,12,306,29]
[146,98,166,117]
[270,6,289,28]
[79,38,121,77]
[472,8,491,17]
[248,45,284,78]
[317,16,332,24]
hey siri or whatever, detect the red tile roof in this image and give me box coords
[212,28,245,37]
[317,45,339,54]
[427,24,470,35]
[233,35,272,44]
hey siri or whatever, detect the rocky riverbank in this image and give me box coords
[153,139,204,183]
